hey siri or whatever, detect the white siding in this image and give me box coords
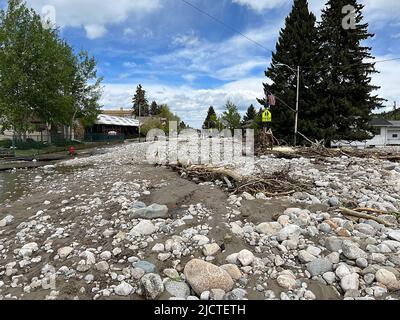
[332,125,400,148]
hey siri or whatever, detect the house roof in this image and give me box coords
[370,118,392,126]
[388,121,400,127]
[95,115,139,127]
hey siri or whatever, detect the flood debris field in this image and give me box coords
[0,141,400,300]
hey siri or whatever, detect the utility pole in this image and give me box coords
[275,63,301,146]
[294,65,300,146]
[138,105,141,142]
[12,126,16,156]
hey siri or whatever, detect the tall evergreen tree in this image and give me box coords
[202,106,218,129]
[259,0,323,144]
[318,0,384,143]
[132,84,149,117]
[150,100,159,116]
[243,104,257,123]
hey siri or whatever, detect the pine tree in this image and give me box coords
[150,101,159,116]
[259,0,323,144]
[243,104,257,123]
[179,121,187,131]
[132,84,149,117]
[202,106,218,129]
[318,0,384,143]
[221,101,241,133]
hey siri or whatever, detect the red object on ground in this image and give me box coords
[69,146,76,156]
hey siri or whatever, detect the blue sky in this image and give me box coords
[1,0,400,128]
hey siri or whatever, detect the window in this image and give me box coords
[393,134,399,139]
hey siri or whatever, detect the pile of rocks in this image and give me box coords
[0,140,399,301]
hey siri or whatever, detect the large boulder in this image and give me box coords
[277,274,297,289]
[57,246,74,259]
[277,225,301,242]
[237,250,254,266]
[19,242,39,258]
[340,274,359,292]
[376,269,400,291]
[165,280,191,299]
[306,258,333,277]
[325,237,343,252]
[388,230,400,242]
[141,273,164,300]
[342,241,367,260]
[298,250,316,263]
[130,203,169,219]
[202,243,221,257]
[0,215,14,227]
[184,259,234,295]
[115,281,134,296]
[255,222,282,236]
[130,220,157,236]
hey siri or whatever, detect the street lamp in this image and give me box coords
[138,104,141,142]
[275,63,300,146]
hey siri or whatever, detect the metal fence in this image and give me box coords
[0,133,71,148]
[84,133,125,143]
[0,134,75,159]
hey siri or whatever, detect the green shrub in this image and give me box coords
[0,139,12,148]
[15,138,46,150]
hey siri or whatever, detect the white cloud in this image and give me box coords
[182,74,197,82]
[26,0,161,39]
[155,20,281,81]
[100,53,400,128]
[84,24,107,40]
[172,32,200,47]
[123,28,136,37]
[371,56,400,111]
[233,0,400,24]
[100,78,265,128]
[123,62,137,68]
[363,0,400,23]
[232,0,288,12]
[216,59,267,80]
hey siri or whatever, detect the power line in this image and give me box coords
[180,0,400,72]
[180,0,274,54]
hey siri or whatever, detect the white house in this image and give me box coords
[333,119,400,148]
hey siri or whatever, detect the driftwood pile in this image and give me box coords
[255,130,280,154]
[170,163,310,197]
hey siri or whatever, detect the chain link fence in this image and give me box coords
[1,132,130,159]
[0,133,78,159]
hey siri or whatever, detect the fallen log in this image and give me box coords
[339,207,395,227]
[353,207,388,215]
[264,190,296,197]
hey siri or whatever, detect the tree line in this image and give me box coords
[202,102,266,133]
[0,0,103,141]
[258,0,383,145]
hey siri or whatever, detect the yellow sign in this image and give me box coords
[262,109,272,123]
